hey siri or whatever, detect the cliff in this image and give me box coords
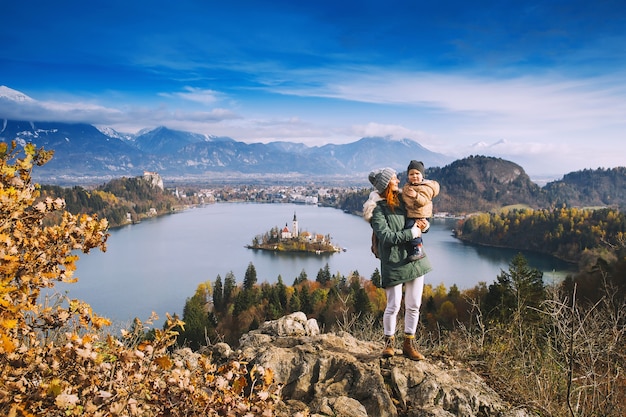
[206,312,536,417]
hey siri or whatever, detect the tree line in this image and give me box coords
[455,206,626,263]
[177,248,625,415]
[39,176,182,227]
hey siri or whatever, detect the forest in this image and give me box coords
[39,177,182,226]
[177,246,625,416]
[455,206,626,263]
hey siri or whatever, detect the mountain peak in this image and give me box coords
[0,86,34,102]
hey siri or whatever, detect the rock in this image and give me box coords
[254,311,320,337]
[237,312,537,417]
[212,342,233,359]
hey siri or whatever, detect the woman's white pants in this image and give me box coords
[383,275,424,336]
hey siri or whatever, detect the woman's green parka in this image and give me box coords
[364,192,433,288]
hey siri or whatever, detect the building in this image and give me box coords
[280,212,299,239]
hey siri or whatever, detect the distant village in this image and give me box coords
[247,212,343,254]
[173,183,342,206]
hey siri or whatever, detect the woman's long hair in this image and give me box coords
[383,183,400,211]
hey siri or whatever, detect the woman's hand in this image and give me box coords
[410,222,422,238]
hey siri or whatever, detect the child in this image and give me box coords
[401,160,440,261]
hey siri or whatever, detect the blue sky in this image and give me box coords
[1,0,625,180]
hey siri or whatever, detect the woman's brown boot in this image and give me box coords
[382,335,395,358]
[402,334,425,361]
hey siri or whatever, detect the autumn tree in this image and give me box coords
[178,281,214,349]
[0,141,110,352]
[0,142,280,416]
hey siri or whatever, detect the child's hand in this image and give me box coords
[415,218,430,232]
[405,188,417,198]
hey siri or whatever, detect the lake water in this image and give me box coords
[55,203,577,326]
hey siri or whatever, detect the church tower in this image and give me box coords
[292,212,299,238]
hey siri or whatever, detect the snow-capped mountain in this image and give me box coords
[0,85,35,102]
[0,118,453,183]
[0,87,453,183]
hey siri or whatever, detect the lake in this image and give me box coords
[55,203,577,326]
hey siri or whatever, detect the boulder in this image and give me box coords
[236,312,536,417]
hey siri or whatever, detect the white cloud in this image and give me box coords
[350,122,432,142]
[266,67,626,143]
[160,86,223,106]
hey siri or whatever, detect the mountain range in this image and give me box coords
[0,118,453,184]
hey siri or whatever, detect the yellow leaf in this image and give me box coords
[47,379,63,396]
[154,355,172,370]
[137,340,151,351]
[264,368,274,386]
[1,334,16,353]
[0,318,18,329]
[233,375,247,394]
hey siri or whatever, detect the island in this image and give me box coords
[246,212,343,254]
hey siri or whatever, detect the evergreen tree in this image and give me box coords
[425,296,436,313]
[243,262,257,290]
[316,263,332,285]
[276,275,288,310]
[223,271,236,305]
[484,253,545,323]
[448,284,461,299]
[294,269,308,285]
[289,288,302,312]
[213,274,224,312]
[370,268,382,288]
[300,285,312,314]
[178,283,213,350]
[350,273,371,315]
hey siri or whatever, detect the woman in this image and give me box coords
[363,167,432,360]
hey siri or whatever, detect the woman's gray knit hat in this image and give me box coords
[368,167,396,194]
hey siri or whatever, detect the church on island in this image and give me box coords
[248,212,342,254]
[280,212,299,239]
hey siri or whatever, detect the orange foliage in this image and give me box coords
[0,142,281,416]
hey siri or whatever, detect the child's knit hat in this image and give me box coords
[407,160,425,176]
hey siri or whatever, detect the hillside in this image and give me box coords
[542,167,626,208]
[417,156,626,214]
[426,155,544,213]
[337,156,626,215]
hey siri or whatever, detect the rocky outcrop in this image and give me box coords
[212,312,536,417]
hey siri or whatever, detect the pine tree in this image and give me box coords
[294,269,308,285]
[276,275,288,310]
[243,262,257,290]
[179,282,213,350]
[289,288,302,312]
[316,263,332,285]
[223,271,237,305]
[213,274,224,312]
[484,253,545,323]
[370,268,382,288]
